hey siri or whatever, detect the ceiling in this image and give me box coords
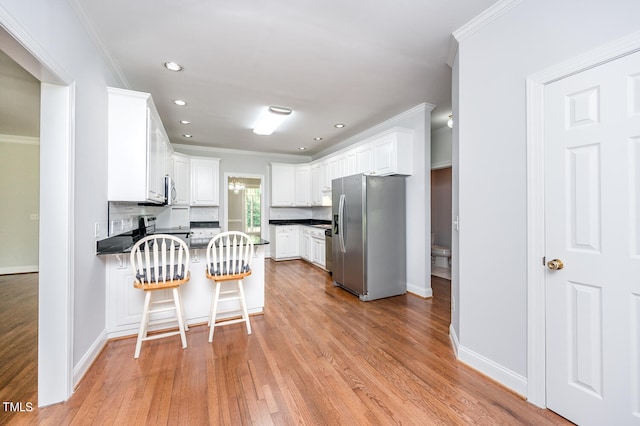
[2,1,499,155]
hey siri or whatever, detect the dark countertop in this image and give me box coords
[269,219,331,229]
[155,227,191,234]
[97,231,268,255]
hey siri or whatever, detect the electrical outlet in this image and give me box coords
[30,213,39,221]
[94,223,100,238]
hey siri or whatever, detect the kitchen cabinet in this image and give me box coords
[357,146,373,175]
[300,226,326,268]
[362,129,414,176]
[269,225,300,260]
[190,157,220,206]
[172,153,190,205]
[294,165,311,206]
[310,165,321,206]
[271,163,296,206]
[301,227,312,260]
[311,234,326,268]
[107,87,170,204]
[271,163,312,207]
[310,162,331,206]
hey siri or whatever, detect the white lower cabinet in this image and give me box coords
[299,226,326,269]
[311,235,326,268]
[270,225,300,260]
[302,228,312,261]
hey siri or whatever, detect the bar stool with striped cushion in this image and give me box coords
[205,231,254,342]
[130,234,190,358]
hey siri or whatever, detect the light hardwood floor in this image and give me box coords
[2,261,571,425]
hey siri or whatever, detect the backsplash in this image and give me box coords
[108,202,165,235]
[269,206,331,221]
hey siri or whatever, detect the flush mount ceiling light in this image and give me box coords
[179,120,191,125]
[163,61,183,72]
[252,106,293,135]
[183,134,193,138]
[298,147,307,151]
[173,99,187,106]
[334,123,345,128]
[447,114,454,128]
[313,137,323,141]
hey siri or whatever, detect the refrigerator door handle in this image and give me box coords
[338,194,346,253]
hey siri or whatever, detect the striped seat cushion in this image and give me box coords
[136,265,186,283]
[209,261,251,276]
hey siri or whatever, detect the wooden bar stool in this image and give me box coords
[205,231,254,342]
[130,234,190,358]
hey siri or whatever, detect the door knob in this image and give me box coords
[547,259,564,270]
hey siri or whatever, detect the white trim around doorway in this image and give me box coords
[525,30,640,408]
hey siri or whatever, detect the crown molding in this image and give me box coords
[67,0,129,88]
[172,143,312,162]
[446,0,523,67]
[0,134,39,145]
[0,4,69,84]
[314,102,434,160]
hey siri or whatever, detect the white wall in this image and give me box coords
[431,125,452,169]
[0,137,39,273]
[454,0,640,395]
[0,0,120,404]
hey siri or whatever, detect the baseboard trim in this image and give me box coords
[455,340,528,398]
[0,265,39,275]
[406,282,433,298]
[73,329,108,389]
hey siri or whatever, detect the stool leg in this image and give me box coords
[178,287,189,331]
[173,288,187,349]
[135,291,152,358]
[208,282,222,342]
[237,280,251,335]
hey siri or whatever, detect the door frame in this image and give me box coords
[0,17,75,405]
[222,172,265,236]
[525,30,640,407]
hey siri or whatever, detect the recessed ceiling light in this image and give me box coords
[180,120,191,125]
[298,147,307,150]
[173,100,187,106]
[313,137,323,141]
[253,106,293,136]
[163,61,183,72]
[334,123,345,128]
[183,134,193,138]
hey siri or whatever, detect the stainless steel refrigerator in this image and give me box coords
[332,173,406,301]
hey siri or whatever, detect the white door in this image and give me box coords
[545,50,640,424]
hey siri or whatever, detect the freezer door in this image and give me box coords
[341,174,365,295]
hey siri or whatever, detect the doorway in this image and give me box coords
[0,48,41,407]
[0,24,74,406]
[224,174,264,237]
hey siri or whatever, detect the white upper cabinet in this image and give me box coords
[107,87,170,204]
[271,163,313,207]
[294,165,311,206]
[172,153,191,205]
[366,129,413,176]
[271,163,296,206]
[190,157,220,206]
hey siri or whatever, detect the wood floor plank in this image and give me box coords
[1,261,572,425]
